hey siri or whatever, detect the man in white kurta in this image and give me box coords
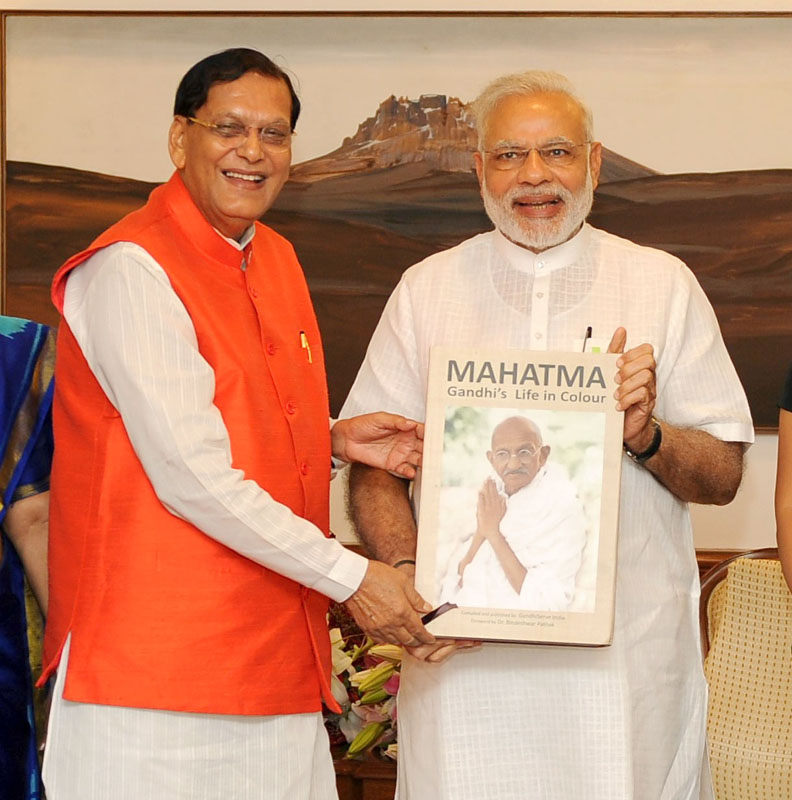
[341,71,752,799]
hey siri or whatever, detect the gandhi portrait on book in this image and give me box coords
[438,415,589,612]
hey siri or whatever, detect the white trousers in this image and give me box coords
[43,638,338,800]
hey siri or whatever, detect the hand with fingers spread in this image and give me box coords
[607,327,658,454]
[343,559,435,647]
[331,413,424,479]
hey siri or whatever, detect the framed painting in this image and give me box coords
[3,11,791,426]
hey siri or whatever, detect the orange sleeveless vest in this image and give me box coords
[43,172,339,715]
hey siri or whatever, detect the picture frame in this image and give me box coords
[3,9,791,426]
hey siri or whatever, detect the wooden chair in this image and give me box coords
[700,548,792,799]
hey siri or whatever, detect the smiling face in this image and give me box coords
[168,71,293,240]
[487,416,550,496]
[474,91,602,252]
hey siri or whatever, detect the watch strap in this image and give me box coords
[623,417,662,464]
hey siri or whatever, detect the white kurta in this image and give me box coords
[340,224,754,800]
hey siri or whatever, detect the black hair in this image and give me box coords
[173,48,301,130]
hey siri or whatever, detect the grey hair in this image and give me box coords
[471,70,594,147]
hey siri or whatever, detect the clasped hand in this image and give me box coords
[477,477,506,538]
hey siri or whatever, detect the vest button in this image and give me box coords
[285,401,296,414]
[266,342,276,355]
[300,461,310,475]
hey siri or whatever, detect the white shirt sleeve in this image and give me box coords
[62,241,368,603]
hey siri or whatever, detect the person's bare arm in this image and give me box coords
[344,463,435,646]
[609,327,744,505]
[348,463,482,662]
[775,408,792,591]
[629,423,743,505]
[457,534,484,586]
[348,463,419,566]
[4,491,49,615]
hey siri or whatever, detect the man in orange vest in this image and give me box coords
[41,48,434,800]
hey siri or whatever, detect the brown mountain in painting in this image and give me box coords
[290,94,656,185]
[5,95,791,423]
[291,95,477,179]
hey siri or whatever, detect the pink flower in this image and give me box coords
[383,672,400,695]
[352,703,390,724]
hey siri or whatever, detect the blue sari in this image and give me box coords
[0,317,54,800]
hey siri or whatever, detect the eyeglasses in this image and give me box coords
[187,117,295,151]
[492,445,541,465]
[483,142,591,171]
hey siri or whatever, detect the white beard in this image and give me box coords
[481,168,594,252]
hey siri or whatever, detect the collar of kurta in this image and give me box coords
[493,222,591,275]
[163,171,256,265]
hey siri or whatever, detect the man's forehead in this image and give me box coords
[201,72,291,115]
[492,418,542,446]
[485,91,586,138]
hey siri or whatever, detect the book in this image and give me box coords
[414,347,624,646]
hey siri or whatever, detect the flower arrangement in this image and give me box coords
[325,608,403,760]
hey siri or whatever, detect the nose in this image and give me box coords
[235,129,267,162]
[515,148,553,184]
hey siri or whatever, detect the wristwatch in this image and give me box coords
[623,417,662,464]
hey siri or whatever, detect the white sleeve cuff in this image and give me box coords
[312,545,369,603]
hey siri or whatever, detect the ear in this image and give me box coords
[168,116,188,170]
[538,445,550,468]
[486,449,494,468]
[588,141,603,191]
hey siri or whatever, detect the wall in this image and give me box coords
[691,431,778,551]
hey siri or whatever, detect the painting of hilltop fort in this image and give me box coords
[4,13,792,426]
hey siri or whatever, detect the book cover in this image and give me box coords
[415,347,624,646]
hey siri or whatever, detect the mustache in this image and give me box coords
[504,184,574,203]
